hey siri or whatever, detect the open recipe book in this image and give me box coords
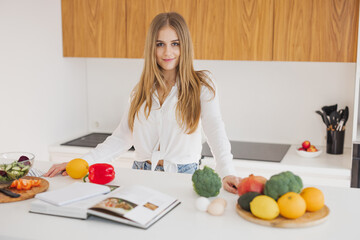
[30,183,181,229]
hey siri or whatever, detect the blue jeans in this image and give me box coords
[132,161,198,174]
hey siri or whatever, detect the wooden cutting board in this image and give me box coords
[236,204,330,228]
[0,176,49,203]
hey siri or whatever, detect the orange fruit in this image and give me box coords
[66,158,89,179]
[300,187,325,212]
[277,192,306,219]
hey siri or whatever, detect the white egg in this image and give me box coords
[211,198,227,207]
[195,197,211,211]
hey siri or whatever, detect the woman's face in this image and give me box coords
[156,26,180,73]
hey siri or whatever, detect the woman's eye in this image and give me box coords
[156,42,179,47]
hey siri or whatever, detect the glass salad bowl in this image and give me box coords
[0,152,34,188]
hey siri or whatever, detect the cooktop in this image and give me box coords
[61,133,112,148]
[61,132,136,151]
[61,133,290,162]
[201,141,290,162]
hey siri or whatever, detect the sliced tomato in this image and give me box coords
[16,180,23,190]
[9,178,42,190]
[10,180,18,188]
[21,180,32,190]
[32,179,41,187]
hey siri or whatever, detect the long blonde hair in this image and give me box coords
[128,12,215,134]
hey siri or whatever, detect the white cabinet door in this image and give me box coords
[353,7,360,143]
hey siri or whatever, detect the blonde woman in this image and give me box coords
[45,12,241,194]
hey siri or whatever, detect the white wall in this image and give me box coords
[0,0,88,161]
[87,59,143,132]
[87,59,355,148]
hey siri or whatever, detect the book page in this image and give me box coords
[90,185,177,226]
[30,185,120,219]
[35,182,111,206]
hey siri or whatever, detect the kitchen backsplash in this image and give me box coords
[87,58,355,148]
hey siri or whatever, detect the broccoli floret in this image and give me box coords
[264,171,303,200]
[192,166,222,197]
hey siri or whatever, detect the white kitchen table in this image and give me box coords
[0,161,359,240]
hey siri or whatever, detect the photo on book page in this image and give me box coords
[143,202,159,211]
[93,198,137,215]
[87,185,180,228]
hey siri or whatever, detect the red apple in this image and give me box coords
[302,140,311,149]
[237,174,267,196]
[298,147,306,151]
[307,146,317,152]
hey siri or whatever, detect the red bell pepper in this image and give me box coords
[83,163,115,185]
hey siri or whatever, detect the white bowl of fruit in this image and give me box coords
[296,141,322,158]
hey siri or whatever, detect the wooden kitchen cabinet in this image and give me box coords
[191,0,273,60]
[118,0,274,60]
[273,0,359,62]
[61,0,127,58]
[61,0,273,60]
[191,0,226,60]
[61,0,359,62]
[221,0,273,60]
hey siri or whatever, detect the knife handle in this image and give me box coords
[0,188,20,198]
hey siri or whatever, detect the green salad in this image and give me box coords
[0,161,30,183]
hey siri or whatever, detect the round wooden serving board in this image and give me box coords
[0,176,49,203]
[236,204,330,228]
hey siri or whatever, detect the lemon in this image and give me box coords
[250,195,280,220]
[66,158,89,179]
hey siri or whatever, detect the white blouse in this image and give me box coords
[83,78,237,178]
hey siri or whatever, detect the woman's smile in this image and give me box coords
[163,58,175,62]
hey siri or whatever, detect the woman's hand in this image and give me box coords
[43,162,69,177]
[222,175,241,194]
